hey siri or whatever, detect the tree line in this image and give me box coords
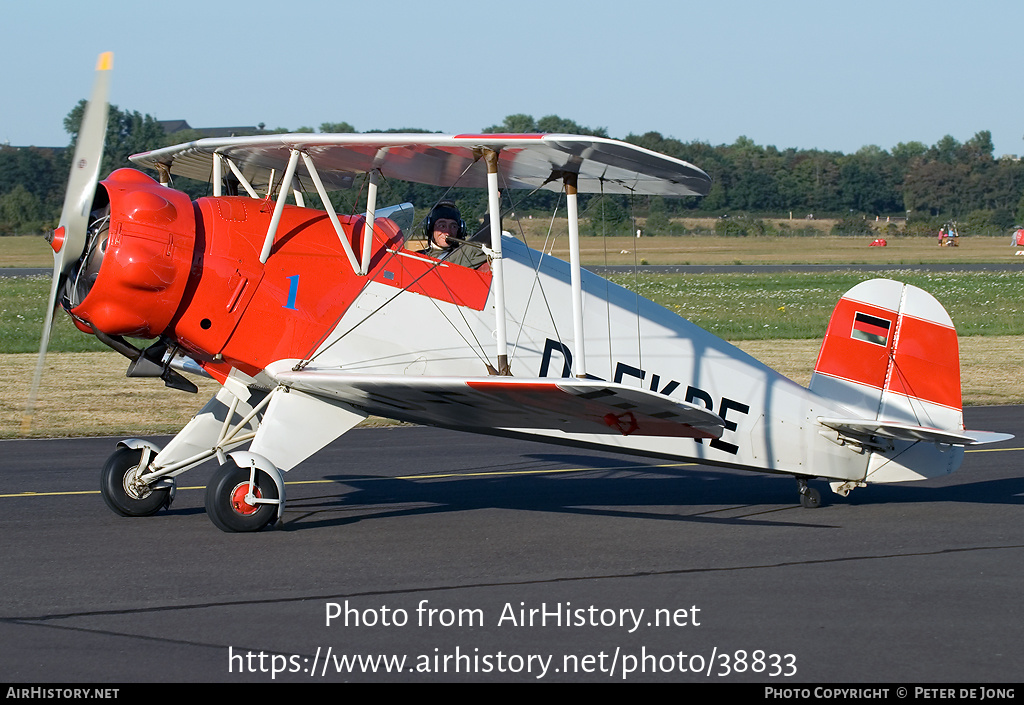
[2,103,1022,237]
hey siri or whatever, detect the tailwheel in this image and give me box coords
[795,477,821,509]
[205,463,279,533]
[100,446,173,517]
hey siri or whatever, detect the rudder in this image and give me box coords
[810,278,962,433]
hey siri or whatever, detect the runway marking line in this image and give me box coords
[0,461,697,499]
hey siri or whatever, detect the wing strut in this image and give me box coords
[361,148,389,276]
[484,149,510,375]
[212,153,222,196]
[256,150,370,275]
[259,149,301,263]
[299,152,362,273]
[564,171,586,377]
[220,154,260,198]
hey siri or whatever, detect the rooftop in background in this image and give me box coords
[158,120,258,138]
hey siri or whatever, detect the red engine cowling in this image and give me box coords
[68,169,197,338]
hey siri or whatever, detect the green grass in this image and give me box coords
[0,275,107,353]
[609,270,1024,340]
[5,270,1024,354]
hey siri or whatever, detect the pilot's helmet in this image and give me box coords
[424,200,466,247]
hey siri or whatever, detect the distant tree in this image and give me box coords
[837,146,901,214]
[320,121,356,133]
[644,196,670,234]
[830,213,874,236]
[63,101,166,177]
[959,130,994,163]
[15,101,1014,232]
[891,141,927,166]
[367,127,436,134]
[582,194,631,236]
[0,184,48,234]
[482,114,607,137]
[699,181,728,212]
[0,146,63,208]
[535,115,607,137]
[903,160,970,216]
[928,134,962,165]
[482,114,538,133]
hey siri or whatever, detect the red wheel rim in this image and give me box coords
[229,482,262,516]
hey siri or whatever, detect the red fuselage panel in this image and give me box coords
[71,169,494,381]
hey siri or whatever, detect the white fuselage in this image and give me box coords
[311,235,876,483]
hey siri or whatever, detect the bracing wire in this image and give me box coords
[296,155,487,369]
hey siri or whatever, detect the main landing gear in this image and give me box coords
[98,439,286,532]
[96,383,298,531]
[100,445,175,516]
[204,460,281,533]
[795,476,821,508]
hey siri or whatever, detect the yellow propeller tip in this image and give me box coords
[96,52,113,71]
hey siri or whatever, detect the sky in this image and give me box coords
[4,0,1022,159]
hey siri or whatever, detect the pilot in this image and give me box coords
[420,200,489,271]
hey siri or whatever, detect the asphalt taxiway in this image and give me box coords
[1,406,1021,683]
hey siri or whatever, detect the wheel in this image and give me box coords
[205,463,279,532]
[799,487,821,509]
[100,446,172,517]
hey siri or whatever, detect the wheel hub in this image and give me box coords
[229,482,262,516]
[122,465,152,500]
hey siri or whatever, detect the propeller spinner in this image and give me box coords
[22,52,113,434]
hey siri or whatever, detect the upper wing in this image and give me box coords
[264,362,724,439]
[130,133,711,197]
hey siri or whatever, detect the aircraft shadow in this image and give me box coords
[271,448,1024,532]
[150,444,1023,531]
[276,453,840,532]
[839,476,1024,506]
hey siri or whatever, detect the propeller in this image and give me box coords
[21,52,112,435]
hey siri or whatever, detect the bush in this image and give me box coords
[830,214,874,237]
[714,217,776,237]
[960,209,1016,237]
[905,214,943,238]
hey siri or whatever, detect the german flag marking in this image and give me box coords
[851,311,891,346]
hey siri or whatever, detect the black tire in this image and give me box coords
[800,487,822,509]
[100,446,171,517]
[205,463,279,533]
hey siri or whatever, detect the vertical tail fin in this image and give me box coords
[810,279,962,432]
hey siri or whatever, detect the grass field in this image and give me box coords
[6,267,1024,354]
[533,232,1022,267]
[5,231,1022,268]
[5,336,1022,439]
[609,269,1024,339]
[3,230,1023,437]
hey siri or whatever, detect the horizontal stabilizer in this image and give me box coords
[265,362,725,439]
[818,417,1012,446]
[960,429,1015,445]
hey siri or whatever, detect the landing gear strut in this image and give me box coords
[796,477,821,509]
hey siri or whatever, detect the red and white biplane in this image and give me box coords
[27,55,1011,531]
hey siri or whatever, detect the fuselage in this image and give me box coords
[303,225,872,482]
[65,176,888,484]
